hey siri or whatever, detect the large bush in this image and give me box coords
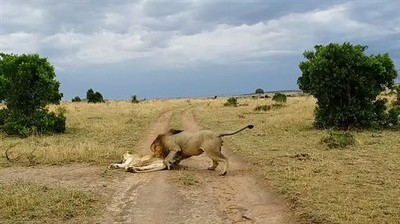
[0,53,65,136]
[297,42,398,129]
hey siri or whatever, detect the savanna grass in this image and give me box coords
[0,180,99,223]
[0,100,188,167]
[193,96,400,224]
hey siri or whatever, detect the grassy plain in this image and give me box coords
[0,99,188,167]
[1,96,399,223]
[193,96,400,224]
[0,99,189,223]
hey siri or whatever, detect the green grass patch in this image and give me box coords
[321,131,356,149]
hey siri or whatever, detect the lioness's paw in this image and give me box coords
[108,164,118,169]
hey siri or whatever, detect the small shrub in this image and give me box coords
[272,92,287,103]
[71,96,81,102]
[272,103,285,109]
[321,131,355,149]
[87,89,105,103]
[131,95,139,103]
[224,97,238,107]
[254,105,271,111]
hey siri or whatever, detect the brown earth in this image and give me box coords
[0,109,296,224]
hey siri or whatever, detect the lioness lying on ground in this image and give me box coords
[151,124,254,175]
[109,152,166,173]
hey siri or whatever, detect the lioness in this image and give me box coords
[151,124,254,175]
[109,152,166,173]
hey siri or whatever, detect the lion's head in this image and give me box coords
[150,134,170,158]
[150,129,183,159]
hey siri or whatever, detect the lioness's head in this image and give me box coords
[121,152,142,163]
[121,152,132,163]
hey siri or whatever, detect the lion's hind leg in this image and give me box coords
[207,159,219,170]
[205,147,229,176]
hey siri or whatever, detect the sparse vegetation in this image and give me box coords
[254,105,271,111]
[131,95,139,103]
[72,96,82,102]
[224,97,238,107]
[175,170,199,186]
[272,92,287,103]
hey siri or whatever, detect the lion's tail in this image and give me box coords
[218,124,254,137]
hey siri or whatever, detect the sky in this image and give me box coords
[1,0,400,100]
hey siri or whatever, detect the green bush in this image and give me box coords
[2,110,65,137]
[224,97,238,107]
[0,108,10,126]
[86,89,105,103]
[71,96,81,102]
[272,92,287,103]
[298,42,398,129]
[321,131,355,149]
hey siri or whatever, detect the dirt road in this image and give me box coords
[0,109,295,223]
[104,109,294,223]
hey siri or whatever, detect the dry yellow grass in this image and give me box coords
[0,180,99,223]
[193,96,400,224]
[0,100,188,167]
[1,97,399,223]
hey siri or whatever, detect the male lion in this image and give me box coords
[150,124,254,175]
[109,152,166,173]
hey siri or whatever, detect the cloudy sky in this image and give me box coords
[1,0,399,100]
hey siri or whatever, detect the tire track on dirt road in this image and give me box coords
[178,109,295,224]
[104,109,225,224]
